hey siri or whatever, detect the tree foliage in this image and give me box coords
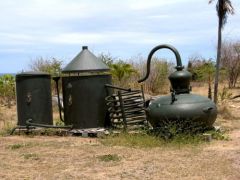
[221,40,240,88]
[188,56,216,99]
[0,74,15,107]
[98,53,114,67]
[142,59,170,94]
[209,0,234,28]
[187,57,215,82]
[29,57,63,93]
[29,57,63,76]
[110,60,137,87]
[99,53,171,94]
[209,0,234,103]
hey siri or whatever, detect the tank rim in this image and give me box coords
[16,71,50,77]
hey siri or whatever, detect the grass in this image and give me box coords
[7,142,37,150]
[0,85,239,179]
[8,143,25,150]
[207,130,230,140]
[21,153,40,160]
[0,105,17,136]
[100,131,205,148]
[100,132,165,148]
[97,154,121,162]
[100,129,229,149]
[0,122,15,136]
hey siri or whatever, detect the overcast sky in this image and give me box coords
[0,0,239,73]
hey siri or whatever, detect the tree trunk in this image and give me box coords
[208,74,212,99]
[214,18,222,103]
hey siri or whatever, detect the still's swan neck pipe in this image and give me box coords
[138,44,183,83]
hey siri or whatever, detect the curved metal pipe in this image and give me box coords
[26,119,73,129]
[138,44,184,83]
[10,126,36,135]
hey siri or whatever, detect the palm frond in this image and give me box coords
[209,0,234,28]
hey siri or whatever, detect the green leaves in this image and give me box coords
[0,74,15,107]
[110,61,137,83]
[29,57,63,76]
[187,59,215,82]
[210,0,234,28]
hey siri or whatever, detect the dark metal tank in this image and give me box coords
[138,44,217,129]
[16,72,53,126]
[60,46,112,129]
[62,74,111,128]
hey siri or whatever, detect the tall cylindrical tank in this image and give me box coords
[62,74,112,128]
[16,72,53,126]
[60,46,112,129]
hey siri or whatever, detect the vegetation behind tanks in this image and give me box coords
[1,42,239,140]
[0,74,15,108]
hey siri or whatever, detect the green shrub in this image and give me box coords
[22,153,39,160]
[218,87,232,102]
[0,74,15,107]
[97,154,121,162]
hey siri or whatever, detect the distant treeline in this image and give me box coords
[0,73,16,77]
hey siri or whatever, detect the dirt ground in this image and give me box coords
[0,130,240,179]
[0,85,240,180]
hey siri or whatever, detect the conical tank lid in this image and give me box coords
[62,46,110,73]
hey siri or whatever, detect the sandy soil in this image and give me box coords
[0,130,240,180]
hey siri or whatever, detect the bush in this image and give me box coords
[109,60,138,87]
[0,74,15,107]
[99,53,172,95]
[29,57,62,76]
[187,58,215,82]
[28,57,63,93]
[218,87,232,102]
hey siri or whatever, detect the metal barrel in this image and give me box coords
[62,74,112,129]
[15,72,53,126]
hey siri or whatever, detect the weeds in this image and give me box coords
[101,128,229,148]
[206,130,230,141]
[218,87,232,102]
[22,153,40,160]
[97,154,121,162]
[100,132,202,148]
[7,142,37,150]
[54,118,64,126]
[8,143,24,150]
[0,121,15,136]
[100,132,165,148]
[148,117,211,140]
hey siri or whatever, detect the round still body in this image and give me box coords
[147,94,217,129]
[16,72,53,126]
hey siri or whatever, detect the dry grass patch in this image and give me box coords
[0,133,240,179]
[0,83,240,179]
[0,105,17,135]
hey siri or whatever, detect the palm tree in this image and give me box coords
[209,0,234,103]
[110,61,137,85]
